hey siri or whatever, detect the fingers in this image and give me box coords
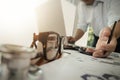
[94,42,113,58]
[101,44,116,52]
[99,27,111,38]
[93,50,103,57]
[93,40,116,58]
[96,27,111,50]
[93,50,111,58]
[85,48,111,58]
[97,36,117,52]
[93,27,114,58]
[86,47,95,53]
[85,47,111,58]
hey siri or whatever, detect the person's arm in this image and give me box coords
[68,1,87,44]
[68,29,84,44]
[74,29,85,41]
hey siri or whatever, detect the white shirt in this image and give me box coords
[77,0,120,36]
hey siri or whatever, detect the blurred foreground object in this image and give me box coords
[0,44,43,80]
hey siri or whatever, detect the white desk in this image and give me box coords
[40,50,120,80]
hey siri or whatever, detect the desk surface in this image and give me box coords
[40,50,120,80]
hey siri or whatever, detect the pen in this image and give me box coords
[104,21,117,55]
[107,21,117,44]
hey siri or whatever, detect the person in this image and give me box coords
[68,0,120,58]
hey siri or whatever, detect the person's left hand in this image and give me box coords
[92,27,117,58]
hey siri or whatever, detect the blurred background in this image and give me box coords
[0,0,93,48]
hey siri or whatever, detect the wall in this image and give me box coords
[61,0,76,36]
[0,0,39,47]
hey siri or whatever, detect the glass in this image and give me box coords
[30,31,62,64]
[0,44,43,80]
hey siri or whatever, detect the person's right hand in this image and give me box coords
[92,27,117,58]
[86,27,117,58]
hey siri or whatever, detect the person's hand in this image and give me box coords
[93,27,117,58]
[67,36,76,44]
